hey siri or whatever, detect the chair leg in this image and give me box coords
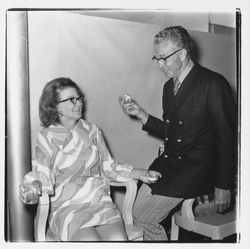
[211,235,222,240]
[170,215,179,241]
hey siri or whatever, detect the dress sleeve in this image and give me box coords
[91,123,133,182]
[22,131,56,194]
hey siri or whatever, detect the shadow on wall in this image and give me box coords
[190,38,200,62]
[190,32,237,104]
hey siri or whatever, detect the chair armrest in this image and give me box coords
[34,191,50,241]
[108,180,138,226]
[181,198,195,221]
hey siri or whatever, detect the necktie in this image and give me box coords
[173,78,181,95]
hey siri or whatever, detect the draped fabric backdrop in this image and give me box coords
[6,11,34,241]
[28,12,165,167]
[28,11,236,211]
[28,11,236,168]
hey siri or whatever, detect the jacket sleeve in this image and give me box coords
[142,82,168,139]
[207,75,237,190]
[142,115,165,139]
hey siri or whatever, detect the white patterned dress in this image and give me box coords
[23,119,133,241]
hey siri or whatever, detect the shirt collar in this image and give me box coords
[50,119,81,133]
[177,59,194,83]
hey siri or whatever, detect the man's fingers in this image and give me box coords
[215,199,230,213]
[203,195,209,203]
[214,188,232,213]
[123,104,137,113]
[196,196,202,205]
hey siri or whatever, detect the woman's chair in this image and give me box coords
[34,179,143,241]
[170,198,237,240]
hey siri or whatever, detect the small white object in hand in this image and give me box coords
[123,94,132,102]
[147,177,158,182]
[119,94,133,106]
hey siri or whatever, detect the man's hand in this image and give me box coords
[119,96,148,124]
[214,187,231,213]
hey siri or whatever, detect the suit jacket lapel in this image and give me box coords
[169,63,201,117]
[164,78,176,115]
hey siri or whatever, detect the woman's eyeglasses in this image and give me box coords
[152,48,183,63]
[58,96,83,105]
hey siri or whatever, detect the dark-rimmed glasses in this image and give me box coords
[152,48,183,63]
[58,96,83,105]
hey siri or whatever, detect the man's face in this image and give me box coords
[153,40,183,79]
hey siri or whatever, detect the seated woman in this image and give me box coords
[19,77,161,241]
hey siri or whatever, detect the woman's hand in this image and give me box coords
[129,169,162,184]
[19,180,42,205]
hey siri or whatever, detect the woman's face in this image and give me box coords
[57,87,83,122]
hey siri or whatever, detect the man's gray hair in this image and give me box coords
[154,26,192,54]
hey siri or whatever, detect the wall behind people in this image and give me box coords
[28,12,236,207]
[28,11,166,167]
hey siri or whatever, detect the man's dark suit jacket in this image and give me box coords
[143,63,237,198]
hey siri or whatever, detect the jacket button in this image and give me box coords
[177,139,182,143]
[166,119,170,123]
[164,155,168,158]
[165,137,168,141]
[178,120,183,125]
[178,156,182,160]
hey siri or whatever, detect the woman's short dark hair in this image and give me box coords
[39,77,85,127]
[154,26,192,54]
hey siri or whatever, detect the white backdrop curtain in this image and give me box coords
[6,11,34,241]
[28,11,236,168]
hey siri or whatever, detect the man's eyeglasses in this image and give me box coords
[152,48,183,63]
[58,96,84,105]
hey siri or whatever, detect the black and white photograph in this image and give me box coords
[1,1,249,247]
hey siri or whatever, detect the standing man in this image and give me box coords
[120,26,237,240]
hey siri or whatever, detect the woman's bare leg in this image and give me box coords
[70,226,102,241]
[95,222,128,241]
